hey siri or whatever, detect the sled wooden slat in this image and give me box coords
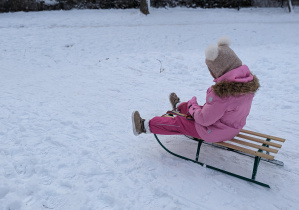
[236,134,282,148]
[241,129,286,142]
[229,138,279,154]
[215,141,275,160]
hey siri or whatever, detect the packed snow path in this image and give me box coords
[0,8,299,210]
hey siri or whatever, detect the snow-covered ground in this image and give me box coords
[0,7,299,210]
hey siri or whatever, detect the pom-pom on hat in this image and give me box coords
[205,36,242,79]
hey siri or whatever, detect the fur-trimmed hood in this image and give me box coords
[212,75,260,97]
[211,65,260,98]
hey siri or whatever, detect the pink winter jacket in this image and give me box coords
[188,65,260,142]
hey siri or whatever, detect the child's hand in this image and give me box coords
[187,96,198,108]
[188,96,201,118]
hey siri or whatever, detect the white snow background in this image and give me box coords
[0,7,299,210]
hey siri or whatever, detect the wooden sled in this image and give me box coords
[154,129,286,188]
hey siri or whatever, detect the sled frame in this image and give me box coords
[185,136,284,166]
[154,134,284,188]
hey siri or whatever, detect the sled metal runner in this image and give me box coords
[154,134,285,188]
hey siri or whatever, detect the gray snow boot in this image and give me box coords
[132,111,146,136]
[169,92,180,111]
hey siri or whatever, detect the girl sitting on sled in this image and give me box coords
[132,36,260,142]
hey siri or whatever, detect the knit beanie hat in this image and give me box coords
[205,36,242,79]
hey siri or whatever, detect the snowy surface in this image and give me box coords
[0,7,299,210]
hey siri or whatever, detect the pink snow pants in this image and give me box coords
[149,102,201,138]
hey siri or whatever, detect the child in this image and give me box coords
[132,36,260,142]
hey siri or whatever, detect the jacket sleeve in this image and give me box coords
[188,95,227,127]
